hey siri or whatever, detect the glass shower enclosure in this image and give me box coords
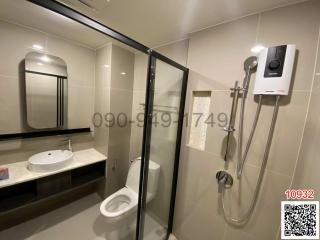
[136,54,188,240]
[27,1,188,239]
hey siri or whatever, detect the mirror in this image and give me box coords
[25,52,68,129]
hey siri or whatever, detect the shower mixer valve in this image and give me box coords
[216,171,233,193]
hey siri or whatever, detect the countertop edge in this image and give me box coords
[0,148,107,189]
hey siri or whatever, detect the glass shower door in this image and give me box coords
[136,54,188,240]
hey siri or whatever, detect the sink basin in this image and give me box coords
[28,150,73,172]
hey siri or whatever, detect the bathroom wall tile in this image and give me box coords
[129,90,145,160]
[293,81,320,196]
[183,71,233,158]
[95,44,112,89]
[133,52,148,91]
[46,30,96,131]
[110,45,135,91]
[107,88,133,194]
[232,92,309,177]
[175,2,320,240]
[314,74,320,92]
[315,38,320,90]
[224,170,290,240]
[94,45,112,157]
[47,37,96,87]
[317,30,320,76]
[204,91,234,159]
[68,85,95,129]
[173,147,226,240]
[224,226,255,240]
[0,20,46,77]
[0,75,22,134]
[155,39,189,67]
[221,164,260,219]
[189,89,308,178]
[186,70,228,95]
[187,14,259,90]
[257,0,320,91]
[0,20,96,136]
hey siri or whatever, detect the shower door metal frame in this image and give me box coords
[26,0,189,239]
[136,51,188,240]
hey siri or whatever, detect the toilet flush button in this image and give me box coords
[268,60,281,70]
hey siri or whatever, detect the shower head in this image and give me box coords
[242,56,258,91]
[244,56,258,73]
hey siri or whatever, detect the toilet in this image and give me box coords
[100,157,160,223]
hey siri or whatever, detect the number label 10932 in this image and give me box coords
[285,189,315,200]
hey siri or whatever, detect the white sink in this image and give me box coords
[28,150,73,172]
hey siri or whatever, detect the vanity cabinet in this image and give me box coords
[0,161,105,214]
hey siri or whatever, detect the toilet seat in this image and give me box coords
[100,187,138,221]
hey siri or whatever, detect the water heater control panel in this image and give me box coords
[253,44,296,95]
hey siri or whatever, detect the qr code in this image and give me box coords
[281,201,319,239]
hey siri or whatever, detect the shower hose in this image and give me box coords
[222,94,281,225]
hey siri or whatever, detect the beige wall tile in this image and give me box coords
[174,2,320,240]
[133,52,148,91]
[110,45,135,91]
[173,147,226,240]
[0,21,46,77]
[0,75,22,133]
[188,14,259,90]
[129,90,145,160]
[224,226,255,240]
[238,92,309,177]
[155,39,189,66]
[293,76,320,196]
[94,45,112,157]
[0,20,96,135]
[224,170,290,240]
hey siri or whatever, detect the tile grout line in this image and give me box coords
[0,18,96,51]
[289,24,320,189]
[274,22,320,240]
[188,0,308,36]
[189,145,292,179]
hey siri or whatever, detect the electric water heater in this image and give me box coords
[253,44,296,95]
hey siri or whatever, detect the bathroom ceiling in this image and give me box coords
[0,0,307,49]
[0,0,133,51]
[58,0,306,47]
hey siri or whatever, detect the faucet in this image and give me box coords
[61,138,72,152]
[216,171,233,193]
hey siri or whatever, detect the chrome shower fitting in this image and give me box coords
[222,95,281,225]
[219,55,283,226]
[216,171,233,193]
[223,56,258,161]
[223,81,241,161]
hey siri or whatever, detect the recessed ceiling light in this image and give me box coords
[32,44,43,50]
[40,55,51,62]
[121,72,126,75]
[103,64,110,68]
[251,44,265,54]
